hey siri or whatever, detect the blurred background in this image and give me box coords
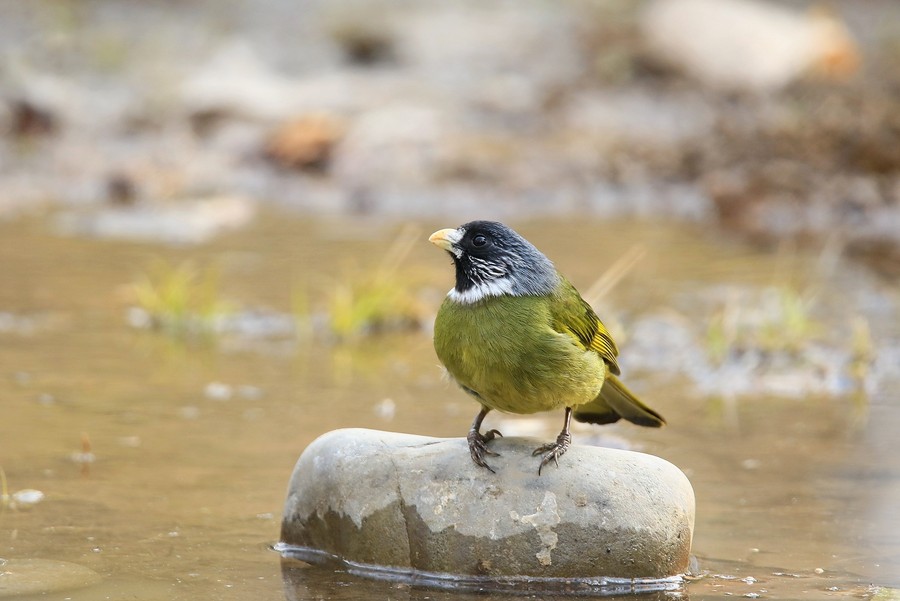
[1,0,899,600]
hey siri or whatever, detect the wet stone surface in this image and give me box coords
[280,428,695,582]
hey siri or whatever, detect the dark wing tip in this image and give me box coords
[628,414,666,428]
[573,411,622,425]
[607,358,621,376]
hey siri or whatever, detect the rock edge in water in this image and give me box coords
[280,428,695,581]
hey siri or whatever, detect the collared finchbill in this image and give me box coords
[428,228,462,252]
[429,220,665,474]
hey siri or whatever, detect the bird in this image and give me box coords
[429,221,665,474]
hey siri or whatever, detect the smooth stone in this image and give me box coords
[280,428,695,583]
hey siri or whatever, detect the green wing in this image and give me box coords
[550,278,621,376]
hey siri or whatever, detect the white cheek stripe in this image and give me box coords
[447,277,515,304]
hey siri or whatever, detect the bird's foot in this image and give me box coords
[467,428,502,473]
[532,430,572,475]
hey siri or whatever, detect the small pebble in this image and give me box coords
[204,381,233,401]
[69,452,95,464]
[814,568,824,575]
[373,398,396,420]
[11,489,45,508]
[126,307,152,329]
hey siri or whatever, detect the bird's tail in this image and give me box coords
[574,375,666,427]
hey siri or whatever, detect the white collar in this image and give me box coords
[446,278,515,304]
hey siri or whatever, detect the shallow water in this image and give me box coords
[1,212,899,600]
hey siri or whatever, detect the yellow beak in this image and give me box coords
[428,228,460,252]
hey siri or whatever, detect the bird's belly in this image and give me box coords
[434,297,606,415]
[469,354,606,414]
[476,378,594,414]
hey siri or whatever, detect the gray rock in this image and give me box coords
[280,428,694,587]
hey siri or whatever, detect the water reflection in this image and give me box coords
[280,558,683,601]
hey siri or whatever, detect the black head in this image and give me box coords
[429,221,558,303]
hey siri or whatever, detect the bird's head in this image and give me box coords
[428,221,559,304]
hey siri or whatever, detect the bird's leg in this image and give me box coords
[467,406,502,473]
[533,407,573,475]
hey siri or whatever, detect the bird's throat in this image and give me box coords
[448,278,516,304]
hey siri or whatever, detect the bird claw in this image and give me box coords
[483,429,503,443]
[533,431,572,475]
[468,428,503,472]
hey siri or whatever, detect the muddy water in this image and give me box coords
[1,213,899,601]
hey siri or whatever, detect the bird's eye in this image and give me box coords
[472,234,488,247]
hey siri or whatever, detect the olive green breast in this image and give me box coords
[433,294,607,414]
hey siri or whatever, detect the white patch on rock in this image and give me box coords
[519,491,561,567]
[432,489,456,516]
